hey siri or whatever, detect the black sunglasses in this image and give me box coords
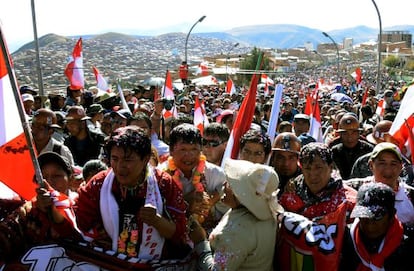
[202,138,224,148]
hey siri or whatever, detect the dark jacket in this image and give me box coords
[340,225,414,271]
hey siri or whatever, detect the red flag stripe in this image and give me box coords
[230,73,259,158]
[0,30,37,200]
[64,38,84,89]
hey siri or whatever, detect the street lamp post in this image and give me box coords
[226,42,239,80]
[322,32,340,79]
[371,0,382,95]
[31,0,44,103]
[313,50,326,66]
[184,15,206,64]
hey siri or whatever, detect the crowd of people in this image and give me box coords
[1,69,414,270]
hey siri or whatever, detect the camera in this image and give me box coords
[161,98,174,111]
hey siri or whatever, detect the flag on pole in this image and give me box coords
[162,70,174,99]
[162,70,177,119]
[389,84,414,159]
[264,80,270,97]
[0,27,37,200]
[64,38,84,90]
[193,96,209,136]
[267,83,283,144]
[261,74,274,85]
[117,83,133,114]
[375,99,385,117]
[351,67,362,84]
[221,73,260,166]
[361,87,369,106]
[92,66,110,92]
[304,91,323,142]
[403,119,414,163]
[226,77,236,95]
[309,100,323,143]
[196,62,209,76]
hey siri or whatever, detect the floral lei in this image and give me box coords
[167,155,206,193]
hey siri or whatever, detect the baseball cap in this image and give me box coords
[110,108,132,120]
[350,182,395,220]
[294,114,310,121]
[38,152,72,176]
[22,93,34,103]
[370,142,402,162]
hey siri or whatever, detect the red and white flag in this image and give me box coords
[351,67,362,85]
[221,73,260,167]
[162,70,174,99]
[64,37,84,90]
[92,66,110,92]
[375,99,385,117]
[162,70,177,119]
[196,62,209,76]
[389,84,414,160]
[0,27,37,200]
[210,76,218,85]
[361,87,369,106]
[304,92,323,142]
[264,81,270,97]
[193,96,209,136]
[261,74,274,85]
[226,77,236,95]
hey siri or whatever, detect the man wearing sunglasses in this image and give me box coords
[202,123,229,166]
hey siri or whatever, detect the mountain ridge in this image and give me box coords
[14,24,414,53]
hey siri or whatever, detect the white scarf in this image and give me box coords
[350,218,385,271]
[100,167,165,259]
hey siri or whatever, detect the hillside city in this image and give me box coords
[11,29,414,95]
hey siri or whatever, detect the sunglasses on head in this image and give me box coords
[202,138,224,147]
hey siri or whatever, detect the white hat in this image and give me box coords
[224,159,283,220]
[22,93,34,102]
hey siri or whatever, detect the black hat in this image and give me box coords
[20,85,38,96]
[38,152,72,176]
[350,182,395,220]
[298,133,316,147]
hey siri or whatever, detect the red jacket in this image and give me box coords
[179,64,188,79]
[75,168,189,259]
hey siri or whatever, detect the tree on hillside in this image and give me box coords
[383,55,401,68]
[239,47,271,85]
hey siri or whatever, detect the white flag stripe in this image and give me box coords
[389,85,414,136]
[0,72,23,145]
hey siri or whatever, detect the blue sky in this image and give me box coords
[1,0,412,52]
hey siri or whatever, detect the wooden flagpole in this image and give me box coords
[0,27,44,186]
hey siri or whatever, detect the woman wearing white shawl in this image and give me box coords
[75,126,189,260]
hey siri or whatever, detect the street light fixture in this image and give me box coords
[371,0,382,95]
[226,42,239,80]
[322,31,340,78]
[184,15,206,64]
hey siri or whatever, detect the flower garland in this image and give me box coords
[167,155,206,193]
